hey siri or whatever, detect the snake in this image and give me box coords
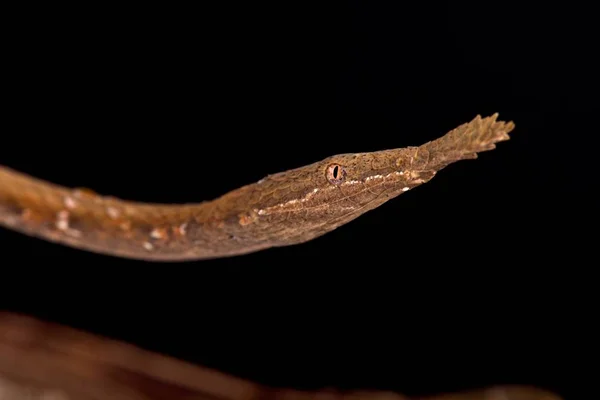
[0,114,515,262]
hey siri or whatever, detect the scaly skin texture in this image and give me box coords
[0,312,563,400]
[0,114,515,261]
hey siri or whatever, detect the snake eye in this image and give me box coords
[326,163,346,185]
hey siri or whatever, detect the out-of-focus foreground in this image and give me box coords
[0,312,562,400]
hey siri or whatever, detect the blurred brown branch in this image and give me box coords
[0,312,561,400]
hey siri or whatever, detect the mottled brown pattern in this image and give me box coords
[0,114,515,262]
[0,313,563,400]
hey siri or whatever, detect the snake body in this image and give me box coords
[0,114,515,261]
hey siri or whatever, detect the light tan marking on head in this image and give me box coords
[55,210,69,231]
[106,206,120,219]
[365,174,383,182]
[54,210,81,237]
[173,222,187,236]
[409,170,421,180]
[150,227,168,240]
[299,188,320,203]
[238,211,258,226]
[63,196,77,210]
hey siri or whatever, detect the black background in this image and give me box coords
[1,2,597,400]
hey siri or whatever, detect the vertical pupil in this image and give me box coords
[333,166,339,179]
